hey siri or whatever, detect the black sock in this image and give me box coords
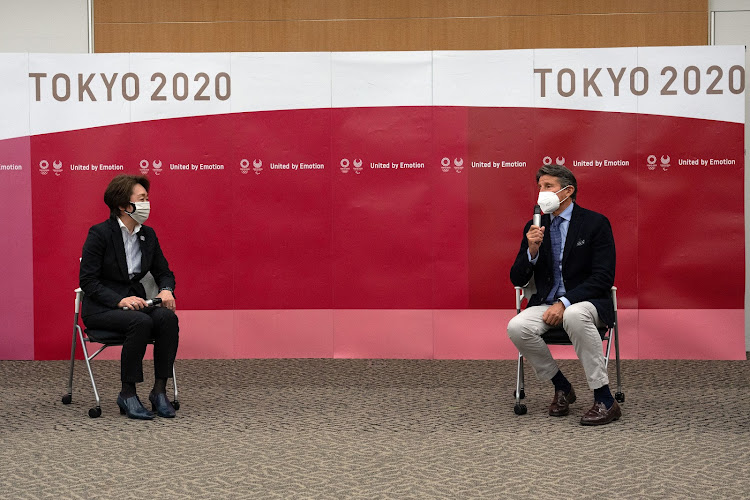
[152,378,167,395]
[551,370,571,394]
[120,382,136,398]
[594,384,615,409]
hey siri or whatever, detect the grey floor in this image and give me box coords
[1,357,748,499]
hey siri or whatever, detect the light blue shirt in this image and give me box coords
[528,202,574,307]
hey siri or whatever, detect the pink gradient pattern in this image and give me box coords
[0,137,34,360]
[234,309,334,358]
[333,309,434,359]
[80,308,743,362]
[637,309,745,360]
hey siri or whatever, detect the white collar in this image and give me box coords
[117,216,142,235]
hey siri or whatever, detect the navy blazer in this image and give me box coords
[510,204,616,327]
[79,217,176,319]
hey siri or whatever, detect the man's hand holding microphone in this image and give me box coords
[527,204,545,259]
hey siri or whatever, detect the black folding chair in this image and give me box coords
[62,281,180,418]
[512,282,623,415]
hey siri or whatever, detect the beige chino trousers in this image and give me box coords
[507,301,609,390]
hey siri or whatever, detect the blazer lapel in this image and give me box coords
[108,218,129,279]
[138,228,151,273]
[562,205,583,266]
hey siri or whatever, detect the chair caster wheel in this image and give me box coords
[62,394,72,405]
[514,403,527,415]
[89,407,102,418]
[513,390,525,400]
[172,400,180,411]
[615,392,625,403]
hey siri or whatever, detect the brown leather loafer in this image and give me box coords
[549,387,576,416]
[580,400,622,426]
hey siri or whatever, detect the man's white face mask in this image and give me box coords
[537,186,571,214]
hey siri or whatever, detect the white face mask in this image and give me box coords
[537,186,571,214]
[125,201,150,225]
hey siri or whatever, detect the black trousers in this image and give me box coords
[83,307,179,384]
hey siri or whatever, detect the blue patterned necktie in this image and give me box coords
[546,216,563,304]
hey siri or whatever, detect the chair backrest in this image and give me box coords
[140,272,159,298]
[75,288,83,314]
[514,276,537,312]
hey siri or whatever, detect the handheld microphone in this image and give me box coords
[123,297,162,310]
[533,204,542,228]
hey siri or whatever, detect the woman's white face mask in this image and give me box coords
[537,186,571,214]
[125,201,150,224]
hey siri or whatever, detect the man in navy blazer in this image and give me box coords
[508,164,621,425]
[80,175,179,420]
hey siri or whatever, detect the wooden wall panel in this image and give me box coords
[94,0,708,53]
[95,0,708,23]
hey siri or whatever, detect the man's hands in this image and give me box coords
[526,225,545,258]
[543,301,565,327]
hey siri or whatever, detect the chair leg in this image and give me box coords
[61,321,79,405]
[603,331,613,370]
[171,364,180,410]
[514,353,527,415]
[79,332,103,418]
[613,322,624,403]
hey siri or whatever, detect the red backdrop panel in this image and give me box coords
[636,115,744,309]
[331,107,435,309]
[230,109,333,309]
[31,124,134,360]
[22,108,745,360]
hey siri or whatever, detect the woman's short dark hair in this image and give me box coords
[103,175,150,218]
[535,164,577,200]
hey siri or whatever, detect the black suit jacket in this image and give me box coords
[510,203,616,327]
[80,217,176,319]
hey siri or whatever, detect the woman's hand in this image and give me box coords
[157,290,176,311]
[118,296,148,310]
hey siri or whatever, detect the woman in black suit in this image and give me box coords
[79,174,179,420]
